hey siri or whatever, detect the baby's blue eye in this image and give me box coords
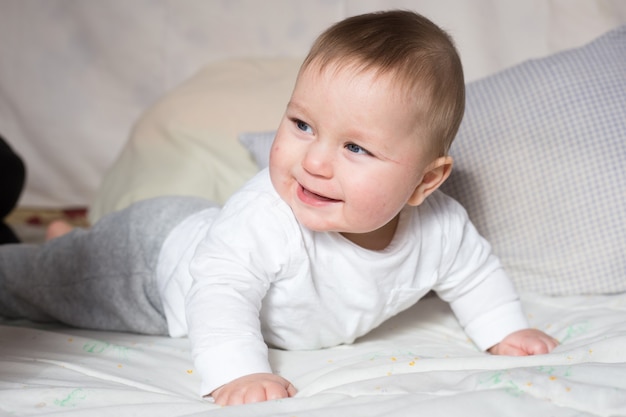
[346,143,370,155]
[296,120,313,134]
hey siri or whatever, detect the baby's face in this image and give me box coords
[269,63,434,238]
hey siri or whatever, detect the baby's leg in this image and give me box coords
[0,196,216,335]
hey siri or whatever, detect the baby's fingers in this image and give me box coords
[524,334,559,355]
[211,373,296,406]
[265,381,297,401]
[489,329,560,357]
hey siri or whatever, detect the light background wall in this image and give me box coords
[1,0,624,208]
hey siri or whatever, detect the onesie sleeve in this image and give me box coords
[432,193,529,351]
[185,172,298,396]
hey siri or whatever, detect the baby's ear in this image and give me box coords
[407,156,453,206]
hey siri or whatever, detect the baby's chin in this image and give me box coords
[296,217,378,235]
[295,218,340,233]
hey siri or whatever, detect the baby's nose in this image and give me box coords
[301,141,334,178]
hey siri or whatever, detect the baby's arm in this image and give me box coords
[185,182,301,405]
[210,373,297,406]
[488,328,559,356]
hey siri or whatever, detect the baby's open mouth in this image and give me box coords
[299,185,340,203]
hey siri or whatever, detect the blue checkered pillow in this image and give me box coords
[441,25,626,295]
[238,131,275,170]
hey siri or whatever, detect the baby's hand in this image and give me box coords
[488,328,559,356]
[210,373,297,406]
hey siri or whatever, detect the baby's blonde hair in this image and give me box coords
[301,10,465,156]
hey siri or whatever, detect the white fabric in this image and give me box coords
[1,1,625,208]
[155,207,220,337]
[2,292,626,416]
[156,169,527,395]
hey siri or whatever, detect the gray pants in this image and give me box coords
[0,196,215,335]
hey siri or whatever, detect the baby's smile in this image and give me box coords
[297,183,341,205]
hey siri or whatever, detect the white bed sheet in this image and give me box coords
[2,292,625,416]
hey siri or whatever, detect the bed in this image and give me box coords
[1,2,626,416]
[2,293,626,416]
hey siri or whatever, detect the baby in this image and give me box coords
[0,10,558,406]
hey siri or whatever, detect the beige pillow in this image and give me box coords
[89,57,302,223]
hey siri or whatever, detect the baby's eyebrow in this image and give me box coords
[285,100,309,115]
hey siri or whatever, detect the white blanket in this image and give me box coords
[2,292,625,416]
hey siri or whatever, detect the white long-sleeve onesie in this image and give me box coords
[156,169,528,396]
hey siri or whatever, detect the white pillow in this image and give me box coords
[89,58,302,223]
[440,25,626,295]
[240,27,626,296]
